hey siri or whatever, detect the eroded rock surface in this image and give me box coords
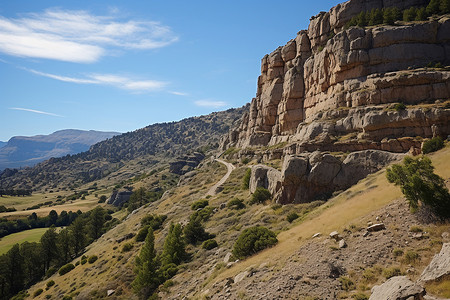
[369,276,425,300]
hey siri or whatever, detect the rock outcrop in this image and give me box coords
[107,190,133,207]
[220,0,450,153]
[369,276,425,300]
[250,149,402,204]
[169,152,205,175]
[419,242,450,284]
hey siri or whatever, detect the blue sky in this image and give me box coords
[0,0,341,142]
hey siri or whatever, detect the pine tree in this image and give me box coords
[7,244,24,294]
[40,226,59,270]
[427,0,442,15]
[70,217,86,256]
[403,7,418,22]
[132,229,160,299]
[161,223,186,266]
[58,228,72,264]
[440,0,450,13]
[89,206,105,240]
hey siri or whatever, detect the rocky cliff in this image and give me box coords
[221,0,450,155]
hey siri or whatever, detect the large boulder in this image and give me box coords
[369,276,425,300]
[419,243,450,284]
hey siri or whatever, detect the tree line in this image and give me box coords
[0,206,116,300]
[0,189,32,197]
[0,209,84,239]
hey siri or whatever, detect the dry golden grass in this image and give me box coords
[205,146,450,290]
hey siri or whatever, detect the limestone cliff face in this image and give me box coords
[221,0,450,152]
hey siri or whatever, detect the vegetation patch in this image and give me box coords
[249,187,272,205]
[232,226,277,259]
[58,263,75,276]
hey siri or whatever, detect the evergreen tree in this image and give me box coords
[427,0,441,15]
[6,244,24,294]
[89,206,105,240]
[161,223,186,266]
[40,227,59,270]
[183,215,212,245]
[440,0,450,13]
[387,156,450,218]
[70,217,86,256]
[369,8,383,25]
[132,229,160,299]
[58,228,72,264]
[416,7,428,21]
[20,242,44,286]
[356,11,368,27]
[403,7,418,21]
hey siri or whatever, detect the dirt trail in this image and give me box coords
[206,159,235,196]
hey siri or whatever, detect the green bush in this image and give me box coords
[422,136,444,154]
[232,226,277,259]
[383,267,402,279]
[192,206,213,222]
[386,156,450,218]
[393,248,404,257]
[58,263,75,276]
[136,225,150,242]
[46,266,57,277]
[286,212,299,223]
[250,187,271,205]
[80,258,87,265]
[391,102,406,111]
[122,243,133,252]
[352,293,369,300]
[62,296,72,300]
[46,280,55,288]
[339,276,355,291]
[227,198,246,210]
[202,239,218,250]
[404,250,420,264]
[191,199,209,210]
[140,214,167,230]
[33,289,43,297]
[88,255,98,264]
[184,215,213,245]
[242,168,251,189]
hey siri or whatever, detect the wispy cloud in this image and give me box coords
[194,100,227,108]
[26,68,167,92]
[0,8,178,63]
[169,91,188,96]
[9,107,63,117]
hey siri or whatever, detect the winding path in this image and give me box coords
[206,159,235,197]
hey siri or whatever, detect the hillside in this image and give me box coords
[0,130,119,170]
[0,106,247,191]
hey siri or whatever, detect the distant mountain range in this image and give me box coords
[0,129,119,170]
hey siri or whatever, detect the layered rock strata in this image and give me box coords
[221,0,450,152]
[249,150,403,204]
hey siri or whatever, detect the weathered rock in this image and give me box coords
[419,243,450,283]
[234,271,249,284]
[369,276,425,300]
[339,239,347,248]
[330,231,340,241]
[367,223,386,232]
[107,190,133,207]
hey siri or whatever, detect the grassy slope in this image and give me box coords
[27,146,450,299]
[205,146,450,290]
[0,228,50,255]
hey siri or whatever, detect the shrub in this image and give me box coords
[98,195,107,203]
[391,102,406,111]
[352,293,369,300]
[58,263,75,276]
[250,187,271,205]
[393,248,404,257]
[88,255,98,264]
[242,168,251,189]
[422,136,444,154]
[184,215,213,245]
[191,199,209,211]
[232,226,277,259]
[409,226,423,233]
[46,280,55,288]
[383,267,402,279]
[80,258,87,265]
[286,212,299,223]
[62,296,72,300]
[386,156,450,218]
[33,289,43,297]
[202,239,218,250]
[362,266,382,283]
[404,250,420,264]
[122,243,133,252]
[46,267,57,278]
[141,214,167,230]
[136,225,150,242]
[227,198,246,210]
[192,206,213,222]
[339,276,355,291]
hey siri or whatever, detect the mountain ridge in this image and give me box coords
[0,129,119,171]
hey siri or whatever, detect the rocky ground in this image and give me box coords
[201,200,448,299]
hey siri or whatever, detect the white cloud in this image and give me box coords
[169,91,188,96]
[194,100,227,108]
[9,107,63,117]
[0,9,178,63]
[26,68,167,92]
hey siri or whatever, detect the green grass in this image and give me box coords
[0,228,49,254]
